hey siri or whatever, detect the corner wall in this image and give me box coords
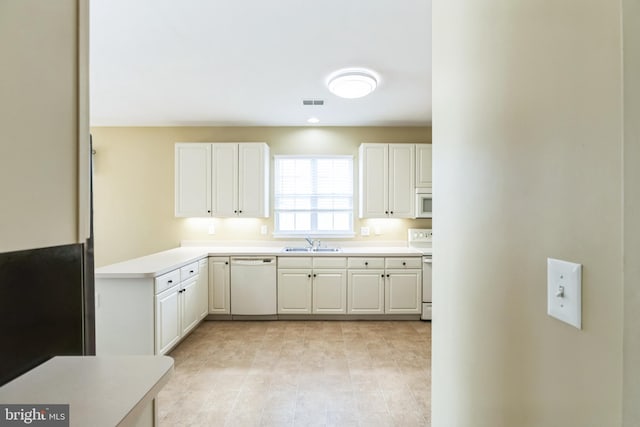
[91,126,431,267]
[432,1,623,426]
[0,0,86,252]
[623,0,640,424]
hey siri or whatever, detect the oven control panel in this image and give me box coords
[408,228,432,244]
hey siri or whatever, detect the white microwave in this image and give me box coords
[415,189,432,218]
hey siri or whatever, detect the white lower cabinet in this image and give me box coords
[312,269,347,314]
[346,256,422,315]
[277,269,312,314]
[383,257,422,314]
[180,277,200,336]
[347,270,385,314]
[197,258,209,320]
[385,270,422,314]
[154,275,202,355]
[208,257,230,314]
[154,285,181,355]
[347,257,385,314]
[277,257,347,315]
[275,256,421,316]
[96,258,208,357]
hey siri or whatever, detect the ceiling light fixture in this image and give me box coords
[307,117,320,124]
[327,68,378,99]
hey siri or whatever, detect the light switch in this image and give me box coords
[360,227,370,236]
[260,225,268,235]
[547,258,582,329]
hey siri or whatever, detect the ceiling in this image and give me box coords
[89,1,432,127]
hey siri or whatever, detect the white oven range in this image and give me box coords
[408,229,432,320]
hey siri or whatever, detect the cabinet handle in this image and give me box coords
[381,274,385,278]
[190,270,194,273]
[385,211,389,215]
[239,210,243,213]
[308,274,312,278]
[386,274,390,277]
[313,274,317,278]
[225,261,229,265]
[207,210,211,213]
[167,280,173,284]
[234,210,237,213]
[402,262,406,266]
[364,262,368,266]
[390,211,394,215]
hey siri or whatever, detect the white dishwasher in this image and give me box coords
[230,257,277,315]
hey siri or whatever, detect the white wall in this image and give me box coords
[432,1,624,426]
[0,0,89,253]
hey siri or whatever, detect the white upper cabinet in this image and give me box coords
[415,144,432,188]
[211,143,238,217]
[237,143,270,217]
[175,142,269,218]
[359,143,415,218]
[175,144,212,217]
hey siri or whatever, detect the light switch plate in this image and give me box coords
[360,227,370,236]
[547,258,582,329]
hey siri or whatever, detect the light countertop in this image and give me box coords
[0,356,173,427]
[95,244,430,279]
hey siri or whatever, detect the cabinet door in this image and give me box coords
[359,143,389,218]
[155,285,181,355]
[385,270,422,313]
[277,269,312,314]
[312,269,347,314]
[175,143,211,217]
[180,277,200,336]
[197,259,209,320]
[238,143,269,217]
[388,144,415,218]
[415,144,432,188]
[209,257,230,314]
[347,270,385,314]
[211,143,238,217]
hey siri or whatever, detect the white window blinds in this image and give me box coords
[274,156,353,235]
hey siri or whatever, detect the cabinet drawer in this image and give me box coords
[180,262,199,281]
[313,257,347,269]
[347,257,385,269]
[278,257,313,268]
[385,257,422,269]
[155,269,181,294]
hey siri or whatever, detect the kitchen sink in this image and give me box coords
[282,247,342,253]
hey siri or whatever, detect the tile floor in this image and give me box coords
[157,320,431,427]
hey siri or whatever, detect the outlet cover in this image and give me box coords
[547,258,582,329]
[360,227,370,236]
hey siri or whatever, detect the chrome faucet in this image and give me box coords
[305,237,322,249]
[305,236,315,248]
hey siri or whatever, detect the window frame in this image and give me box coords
[272,154,355,238]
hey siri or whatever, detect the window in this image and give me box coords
[274,155,354,235]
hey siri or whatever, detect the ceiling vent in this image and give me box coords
[302,99,324,106]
